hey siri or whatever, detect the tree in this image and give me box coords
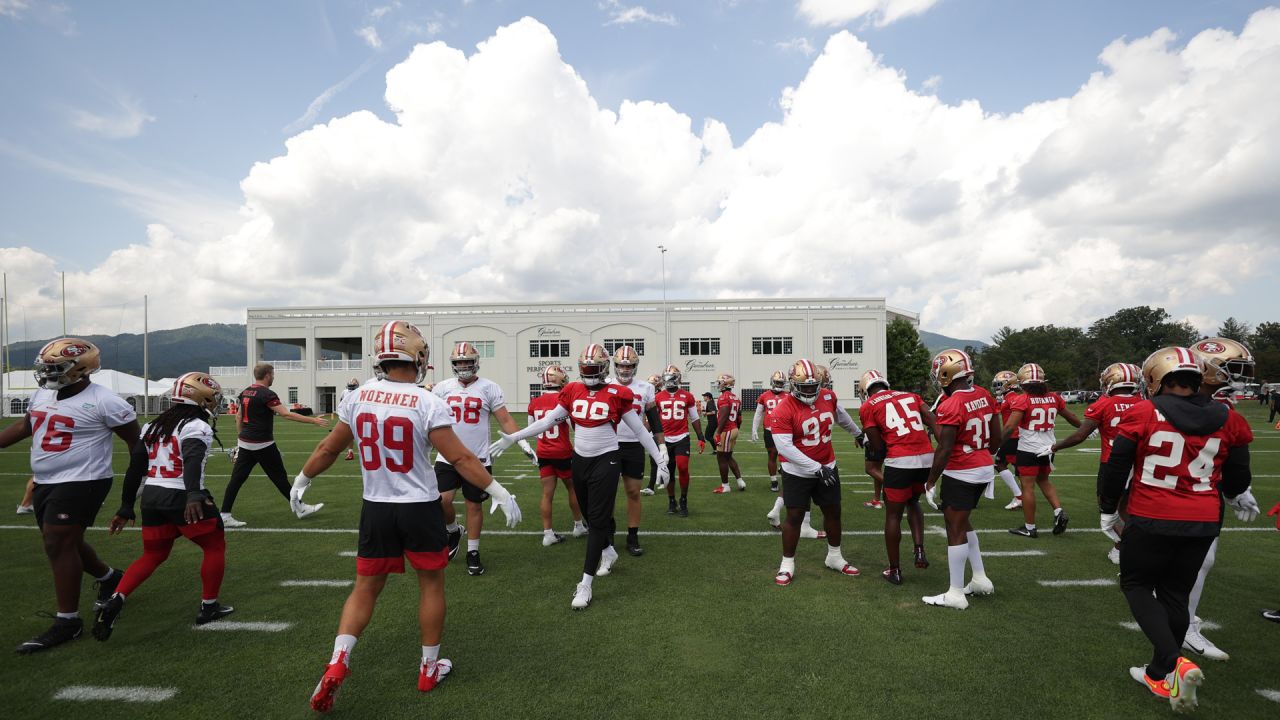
[1087,306,1199,368]
[1217,317,1251,342]
[1250,321,1280,352]
[885,318,932,396]
[976,325,1092,389]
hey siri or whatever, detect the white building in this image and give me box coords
[209,299,918,413]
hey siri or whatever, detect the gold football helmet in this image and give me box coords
[612,346,640,382]
[1141,346,1202,396]
[789,360,821,406]
[578,344,611,387]
[859,369,890,396]
[372,321,430,383]
[171,372,223,415]
[769,370,787,392]
[815,365,833,390]
[1099,363,1140,393]
[647,373,661,386]
[930,348,974,390]
[1190,337,1254,388]
[542,365,568,390]
[34,337,101,389]
[661,364,683,391]
[346,377,360,390]
[991,370,1018,396]
[1017,363,1046,386]
[716,373,736,392]
[450,342,481,381]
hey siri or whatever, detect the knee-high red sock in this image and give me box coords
[191,531,227,601]
[677,456,690,491]
[116,535,175,597]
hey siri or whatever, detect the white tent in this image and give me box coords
[1,369,166,416]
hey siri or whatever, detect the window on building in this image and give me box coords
[602,338,644,356]
[460,340,495,358]
[751,337,793,355]
[529,384,543,400]
[855,336,864,354]
[679,337,720,356]
[288,387,299,404]
[822,335,864,354]
[529,340,572,358]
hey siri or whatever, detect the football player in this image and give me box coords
[1053,363,1142,564]
[642,372,663,495]
[527,366,586,546]
[921,349,1002,610]
[1099,347,1253,713]
[751,370,789,493]
[93,373,235,640]
[432,342,537,576]
[0,339,141,654]
[295,322,521,711]
[220,363,329,528]
[490,344,669,610]
[1003,364,1081,538]
[857,370,938,585]
[654,365,706,517]
[608,346,666,556]
[712,373,745,493]
[991,370,1024,510]
[340,378,361,461]
[770,359,861,586]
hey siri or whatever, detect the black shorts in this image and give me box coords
[666,436,691,458]
[864,444,886,463]
[435,461,492,503]
[763,430,776,451]
[618,442,646,479]
[883,466,928,504]
[781,468,841,510]
[140,486,220,527]
[572,451,622,489]
[357,499,448,576]
[538,457,572,471]
[32,478,112,529]
[940,476,984,511]
[997,437,1019,465]
[1016,450,1052,475]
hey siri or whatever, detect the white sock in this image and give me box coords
[467,539,480,553]
[543,528,556,538]
[56,611,79,620]
[803,511,814,527]
[331,634,357,665]
[1053,507,1063,517]
[95,568,116,582]
[1025,523,1036,531]
[421,644,440,665]
[721,482,730,489]
[574,519,585,527]
[580,573,594,587]
[779,556,795,574]
[603,545,618,560]
[770,474,778,484]
[826,544,844,565]
[202,598,217,605]
[999,469,1020,497]
[966,531,986,578]
[1189,537,1217,618]
[770,497,784,514]
[947,544,968,591]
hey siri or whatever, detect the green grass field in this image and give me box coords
[1,403,1278,719]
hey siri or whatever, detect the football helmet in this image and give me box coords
[859,369,890,396]
[542,365,568,390]
[930,348,974,390]
[1191,337,1254,388]
[450,342,481,381]
[34,337,101,390]
[612,346,640,383]
[372,321,430,383]
[171,372,223,416]
[646,373,661,387]
[769,370,787,392]
[1141,346,1202,396]
[1017,363,1046,387]
[716,373,736,392]
[346,378,359,391]
[578,344,610,387]
[789,360,821,406]
[815,365,833,390]
[661,364,682,391]
[1099,363,1140,394]
[991,370,1018,396]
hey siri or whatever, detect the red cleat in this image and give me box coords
[774,571,793,586]
[344,449,355,461]
[712,486,730,494]
[310,660,350,713]
[418,658,453,692]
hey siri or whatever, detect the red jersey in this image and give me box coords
[557,381,635,458]
[858,389,934,458]
[527,390,572,460]
[717,390,741,430]
[1119,401,1253,523]
[654,389,698,441]
[768,391,839,467]
[1083,393,1141,463]
[1007,391,1066,454]
[998,393,1021,440]
[755,390,786,428]
[935,386,997,470]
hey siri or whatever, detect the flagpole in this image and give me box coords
[143,294,149,417]
[61,271,66,335]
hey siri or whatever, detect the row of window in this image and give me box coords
[528,336,865,358]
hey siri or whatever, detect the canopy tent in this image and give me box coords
[1,369,171,416]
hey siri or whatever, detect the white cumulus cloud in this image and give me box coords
[798,0,940,28]
[7,11,1280,343]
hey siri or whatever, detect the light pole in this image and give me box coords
[657,245,669,365]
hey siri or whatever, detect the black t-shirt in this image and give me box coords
[238,384,281,442]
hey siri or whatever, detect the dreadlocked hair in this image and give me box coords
[143,404,215,446]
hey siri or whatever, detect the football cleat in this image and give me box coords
[1108,547,1121,565]
[1004,498,1023,511]
[15,615,83,655]
[677,498,688,518]
[310,660,350,713]
[667,499,678,515]
[195,601,235,625]
[294,501,324,520]
[774,570,793,586]
[882,566,903,585]
[92,594,125,641]
[765,508,781,528]
[220,512,247,528]
[1130,666,1171,699]
[465,550,485,576]
[571,582,592,610]
[1168,657,1203,714]
[639,487,655,496]
[446,527,463,560]
[922,589,969,610]
[963,576,995,596]
[93,568,123,610]
[344,449,355,461]
[596,546,618,576]
[417,658,452,692]
[770,479,779,492]
[571,521,588,538]
[737,478,747,491]
[799,524,826,540]
[713,485,730,494]
[16,504,33,515]
[626,537,644,557]
[825,560,860,576]
[542,532,565,547]
[1263,609,1280,624]
[1009,526,1038,539]
[913,545,929,569]
[864,499,883,509]
[1052,509,1070,535]
[1182,618,1228,661]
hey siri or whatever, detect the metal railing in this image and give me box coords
[318,359,363,371]
[208,366,248,376]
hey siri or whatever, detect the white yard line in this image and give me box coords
[1038,579,1116,587]
[982,550,1046,557]
[280,580,352,587]
[1257,689,1280,703]
[337,550,358,557]
[54,686,178,702]
[194,621,292,632]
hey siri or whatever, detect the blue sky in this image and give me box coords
[1,1,1276,341]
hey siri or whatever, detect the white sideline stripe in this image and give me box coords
[338,551,358,557]
[1257,689,1280,703]
[194,621,291,632]
[982,550,1046,557]
[1038,579,1115,587]
[54,686,177,702]
[1120,620,1221,632]
[280,580,352,587]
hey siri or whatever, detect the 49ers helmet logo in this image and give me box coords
[62,344,89,357]
[1196,341,1225,354]
[931,356,946,372]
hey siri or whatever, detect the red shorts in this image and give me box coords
[884,483,925,504]
[539,456,572,480]
[882,466,928,504]
[141,517,221,541]
[356,499,448,576]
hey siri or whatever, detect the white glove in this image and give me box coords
[488,433,515,459]
[1228,489,1260,523]
[657,444,669,469]
[228,447,239,463]
[490,493,522,528]
[924,482,939,510]
[751,431,759,443]
[655,460,671,489]
[290,473,312,508]
[517,439,538,466]
[1099,512,1122,542]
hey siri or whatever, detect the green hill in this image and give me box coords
[5,323,246,380]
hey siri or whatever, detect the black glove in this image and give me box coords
[817,465,839,487]
[854,432,866,449]
[115,506,136,521]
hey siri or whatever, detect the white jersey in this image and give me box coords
[431,377,506,465]
[613,378,655,443]
[339,387,358,406]
[339,379,455,503]
[140,418,213,492]
[29,384,137,485]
